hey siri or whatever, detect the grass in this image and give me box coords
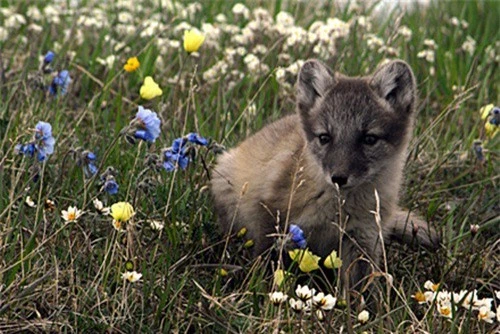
[0,0,499,332]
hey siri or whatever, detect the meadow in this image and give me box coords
[0,0,498,332]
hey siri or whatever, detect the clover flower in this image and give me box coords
[131,106,161,143]
[289,224,306,249]
[49,70,71,96]
[122,271,142,283]
[61,206,83,223]
[183,29,205,53]
[123,56,140,72]
[140,76,162,100]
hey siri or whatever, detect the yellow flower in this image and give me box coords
[183,29,205,53]
[288,248,320,273]
[323,250,342,269]
[273,269,291,287]
[236,227,247,238]
[123,56,140,72]
[218,268,228,276]
[485,122,499,138]
[110,202,135,222]
[412,291,427,304]
[243,239,254,248]
[480,103,494,120]
[140,76,163,100]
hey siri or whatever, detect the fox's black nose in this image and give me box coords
[331,175,348,187]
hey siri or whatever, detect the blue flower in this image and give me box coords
[133,106,161,143]
[83,151,98,176]
[15,143,36,157]
[44,51,55,64]
[49,70,71,96]
[186,132,208,146]
[289,224,307,249]
[104,177,119,195]
[34,121,55,161]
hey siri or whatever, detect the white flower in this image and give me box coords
[477,305,495,323]
[437,301,454,318]
[397,26,412,41]
[418,49,435,63]
[232,3,250,19]
[289,298,310,312]
[0,27,8,42]
[424,280,439,291]
[472,297,493,311]
[269,291,288,305]
[61,206,83,223]
[25,196,36,208]
[315,309,325,321]
[149,220,165,231]
[497,305,500,322]
[424,39,437,49]
[495,291,500,300]
[312,292,336,310]
[295,285,315,301]
[93,198,110,215]
[122,271,142,283]
[461,36,476,56]
[5,14,26,29]
[358,310,370,323]
[96,55,116,68]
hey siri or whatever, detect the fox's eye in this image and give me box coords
[318,134,331,145]
[362,134,379,146]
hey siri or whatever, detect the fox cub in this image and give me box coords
[211,59,439,289]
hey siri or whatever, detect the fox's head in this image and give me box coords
[296,59,417,190]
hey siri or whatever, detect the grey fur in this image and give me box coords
[211,59,439,290]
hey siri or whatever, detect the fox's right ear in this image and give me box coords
[297,59,335,116]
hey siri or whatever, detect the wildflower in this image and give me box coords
[93,198,110,215]
[472,297,493,311]
[162,141,189,171]
[273,269,289,287]
[289,224,306,249]
[186,132,208,146]
[81,151,98,176]
[243,239,254,248]
[110,202,135,222]
[123,56,140,72]
[49,70,71,96]
[122,271,142,283]
[183,29,205,53]
[44,51,55,64]
[149,220,164,231]
[437,302,453,318]
[495,291,500,300]
[15,142,36,157]
[236,227,247,238]
[412,291,428,304]
[358,310,370,323]
[112,219,123,231]
[132,106,161,143]
[313,292,336,310]
[470,224,479,235]
[288,249,320,273]
[289,298,309,313]
[324,250,343,269]
[424,280,439,292]
[480,104,494,120]
[218,268,228,276]
[472,140,484,162]
[484,122,499,138]
[295,285,315,301]
[497,305,500,322]
[44,199,56,212]
[33,121,56,161]
[269,291,288,305]
[25,196,36,208]
[103,177,119,195]
[140,76,162,100]
[61,206,83,223]
[477,305,495,323]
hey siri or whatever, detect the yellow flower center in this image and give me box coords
[67,212,76,221]
[413,291,426,303]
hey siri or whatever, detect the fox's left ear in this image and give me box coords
[370,60,416,114]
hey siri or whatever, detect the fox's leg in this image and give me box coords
[389,209,440,249]
[340,233,382,292]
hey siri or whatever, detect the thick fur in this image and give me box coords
[211,59,439,290]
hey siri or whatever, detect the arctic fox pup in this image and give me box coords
[211,59,439,289]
